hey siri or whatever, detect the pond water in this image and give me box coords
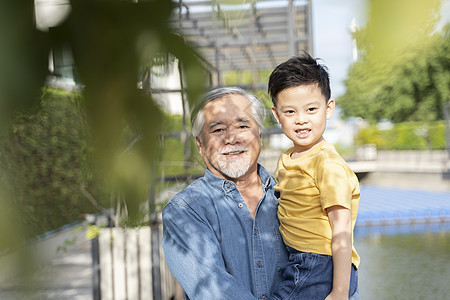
[354,175,450,299]
[355,232,450,299]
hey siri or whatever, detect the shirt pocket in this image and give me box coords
[272,227,282,240]
[272,227,288,274]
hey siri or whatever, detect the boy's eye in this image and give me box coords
[307,107,317,112]
[284,110,295,115]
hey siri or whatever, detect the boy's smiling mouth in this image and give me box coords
[294,128,311,138]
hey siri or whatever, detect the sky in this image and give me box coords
[312,0,367,98]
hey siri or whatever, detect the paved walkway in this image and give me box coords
[0,238,93,300]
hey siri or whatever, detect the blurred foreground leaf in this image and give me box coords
[0,0,207,251]
[45,0,206,224]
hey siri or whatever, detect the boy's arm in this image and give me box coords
[325,205,352,300]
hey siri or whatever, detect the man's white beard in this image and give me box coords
[218,146,251,178]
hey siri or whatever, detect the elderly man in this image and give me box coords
[162,87,288,300]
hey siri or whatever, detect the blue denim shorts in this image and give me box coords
[271,246,359,300]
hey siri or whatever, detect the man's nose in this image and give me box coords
[224,127,239,144]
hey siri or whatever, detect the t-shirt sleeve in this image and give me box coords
[318,162,352,211]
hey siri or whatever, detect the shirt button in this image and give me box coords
[238,203,244,208]
[262,296,267,300]
[226,183,231,188]
[254,229,258,236]
[257,261,262,267]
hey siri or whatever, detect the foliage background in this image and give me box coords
[0,88,106,244]
[338,0,449,124]
[355,121,446,150]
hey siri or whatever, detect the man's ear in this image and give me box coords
[326,99,335,120]
[271,106,281,123]
[196,137,203,156]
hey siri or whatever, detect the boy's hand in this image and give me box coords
[325,290,349,300]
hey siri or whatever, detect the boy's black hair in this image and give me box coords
[268,52,331,107]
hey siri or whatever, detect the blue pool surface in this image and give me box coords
[355,185,450,236]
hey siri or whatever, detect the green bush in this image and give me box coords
[0,88,106,242]
[0,91,210,245]
[355,121,446,150]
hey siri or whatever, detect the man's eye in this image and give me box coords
[212,128,224,133]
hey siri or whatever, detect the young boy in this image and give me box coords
[268,53,360,300]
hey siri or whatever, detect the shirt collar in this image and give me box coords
[204,163,274,193]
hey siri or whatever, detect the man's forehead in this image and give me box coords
[203,94,252,115]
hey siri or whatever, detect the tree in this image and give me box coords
[338,0,449,124]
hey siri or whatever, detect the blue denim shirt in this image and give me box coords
[162,164,288,300]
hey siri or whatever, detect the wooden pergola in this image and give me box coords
[170,0,313,90]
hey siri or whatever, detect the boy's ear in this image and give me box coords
[326,99,335,120]
[271,106,281,123]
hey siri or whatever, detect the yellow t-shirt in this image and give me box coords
[274,140,360,268]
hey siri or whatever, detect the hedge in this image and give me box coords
[0,88,107,243]
[0,88,204,245]
[355,121,447,150]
